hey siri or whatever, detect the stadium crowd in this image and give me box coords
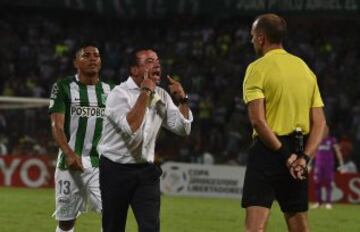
[0,11,359,170]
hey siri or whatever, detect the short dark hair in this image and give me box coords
[128,48,151,75]
[128,48,153,67]
[128,49,141,69]
[75,41,100,58]
[254,13,287,44]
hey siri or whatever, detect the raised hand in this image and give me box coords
[140,69,156,93]
[167,75,185,100]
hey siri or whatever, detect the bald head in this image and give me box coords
[253,13,287,44]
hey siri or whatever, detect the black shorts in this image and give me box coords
[241,137,308,213]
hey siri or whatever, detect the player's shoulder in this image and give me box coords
[54,76,76,87]
[99,80,115,90]
[50,76,75,95]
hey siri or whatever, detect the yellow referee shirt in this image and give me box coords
[243,49,324,135]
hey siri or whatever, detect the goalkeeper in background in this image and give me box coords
[310,125,344,209]
[49,42,114,232]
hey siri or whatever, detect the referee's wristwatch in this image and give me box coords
[178,95,189,105]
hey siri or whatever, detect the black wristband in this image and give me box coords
[299,153,311,165]
[277,145,292,160]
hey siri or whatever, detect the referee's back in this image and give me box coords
[243,48,324,136]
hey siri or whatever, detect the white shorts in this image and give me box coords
[53,167,102,221]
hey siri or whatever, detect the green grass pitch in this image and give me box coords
[0,187,359,231]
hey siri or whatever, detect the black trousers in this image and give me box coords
[99,156,162,232]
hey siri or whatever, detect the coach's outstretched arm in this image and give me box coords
[50,113,84,171]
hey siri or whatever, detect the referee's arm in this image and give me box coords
[304,107,326,158]
[247,98,282,151]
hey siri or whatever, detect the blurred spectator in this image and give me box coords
[0,136,8,156]
[340,155,358,173]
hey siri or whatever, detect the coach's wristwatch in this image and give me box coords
[178,95,189,104]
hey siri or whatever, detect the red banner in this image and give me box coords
[309,172,360,204]
[0,156,54,188]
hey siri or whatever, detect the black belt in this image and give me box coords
[101,155,153,168]
[121,162,153,168]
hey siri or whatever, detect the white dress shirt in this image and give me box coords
[98,77,193,164]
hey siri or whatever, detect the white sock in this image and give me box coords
[56,226,74,232]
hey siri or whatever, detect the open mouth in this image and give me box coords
[151,70,161,79]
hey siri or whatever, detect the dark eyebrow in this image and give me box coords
[145,58,159,62]
[82,51,100,56]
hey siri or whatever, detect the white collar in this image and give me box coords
[125,76,141,90]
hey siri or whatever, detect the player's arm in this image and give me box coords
[333,143,345,172]
[50,113,83,171]
[303,107,326,159]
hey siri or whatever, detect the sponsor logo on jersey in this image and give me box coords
[71,106,105,118]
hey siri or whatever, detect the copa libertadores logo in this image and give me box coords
[161,165,188,193]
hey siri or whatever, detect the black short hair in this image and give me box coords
[74,41,101,58]
[128,47,152,67]
[127,47,151,75]
[128,49,141,69]
[255,13,287,44]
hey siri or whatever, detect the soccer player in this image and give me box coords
[49,43,113,232]
[242,14,326,232]
[311,126,344,209]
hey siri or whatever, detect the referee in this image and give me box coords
[241,14,326,232]
[98,49,193,232]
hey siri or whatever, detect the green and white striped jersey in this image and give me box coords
[49,75,114,170]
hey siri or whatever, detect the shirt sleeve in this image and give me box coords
[104,87,134,138]
[48,81,66,114]
[310,71,324,108]
[162,91,193,136]
[243,63,265,104]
